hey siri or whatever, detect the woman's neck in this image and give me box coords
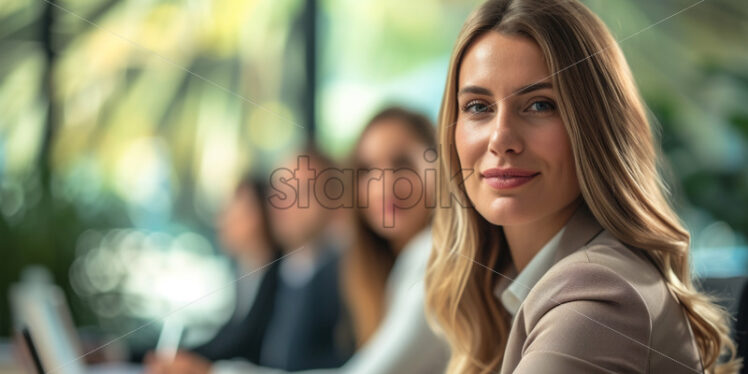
[390,223,428,255]
[390,235,409,255]
[503,199,580,273]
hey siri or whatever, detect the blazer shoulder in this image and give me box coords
[516,254,654,373]
[553,229,665,295]
[522,254,652,329]
[510,229,702,373]
[520,230,660,332]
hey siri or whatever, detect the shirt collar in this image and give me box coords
[493,202,604,316]
[494,226,567,316]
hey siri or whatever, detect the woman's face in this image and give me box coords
[357,119,433,245]
[454,32,580,227]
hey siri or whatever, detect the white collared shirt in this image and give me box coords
[494,226,567,316]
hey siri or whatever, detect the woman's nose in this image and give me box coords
[487,104,523,156]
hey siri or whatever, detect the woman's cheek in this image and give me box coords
[538,125,578,197]
[455,125,479,169]
[456,131,487,194]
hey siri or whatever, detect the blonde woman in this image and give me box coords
[425,0,741,373]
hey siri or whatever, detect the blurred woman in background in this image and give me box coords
[339,107,449,373]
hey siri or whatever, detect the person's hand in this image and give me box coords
[144,350,212,374]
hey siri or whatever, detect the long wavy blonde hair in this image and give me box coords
[424,0,741,373]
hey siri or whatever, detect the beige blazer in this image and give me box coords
[498,203,704,373]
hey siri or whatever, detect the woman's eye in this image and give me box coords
[526,100,556,113]
[462,100,491,114]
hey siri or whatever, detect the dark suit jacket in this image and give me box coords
[257,248,354,371]
[192,256,280,363]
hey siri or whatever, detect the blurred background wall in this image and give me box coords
[0,0,747,353]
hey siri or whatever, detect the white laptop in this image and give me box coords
[9,267,141,374]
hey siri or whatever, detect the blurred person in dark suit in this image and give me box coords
[189,176,283,363]
[255,146,354,370]
[146,146,354,374]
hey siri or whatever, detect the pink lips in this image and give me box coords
[481,168,539,190]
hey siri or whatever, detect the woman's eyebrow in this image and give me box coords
[513,81,553,95]
[458,85,493,97]
[458,81,553,98]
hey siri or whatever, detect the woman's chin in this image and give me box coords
[372,224,404,240]
[478,199,538,227]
